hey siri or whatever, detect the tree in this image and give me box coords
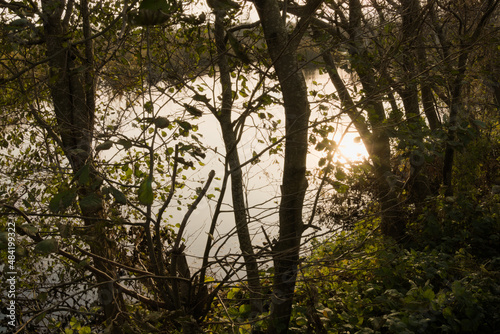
[1,0,224,332]
[2,0,498,333]
[209,4,262,313]
[251,0,324,332]
[291,0,500,239]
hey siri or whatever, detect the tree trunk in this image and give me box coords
[253,0,320,331]
[213,10,262,312]
[399,0,434,203]
[41,0,123,327]
[347,0,405,240]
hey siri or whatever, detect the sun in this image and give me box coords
[333,131,368,164]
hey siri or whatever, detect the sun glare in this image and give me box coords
[334,131,368,164]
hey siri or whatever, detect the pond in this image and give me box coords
[105,67,369,272]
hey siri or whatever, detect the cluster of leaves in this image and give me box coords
[288,216,500,333]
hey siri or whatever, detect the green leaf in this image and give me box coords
[7,18,29,30]
[95,141,114,152]
[176,120,193,131]
[77,258,91,269]
[296,317,307,326]
[79,193,103,214]
[472,119,487,128]
[184,103,203,117]
[74,164,91,185]
[34,239,59,255]
[57,223,73,238]
[37,292,48,303]
[79,327,91,334]
[138,176,154,205]
[423,288,435,301]
[110,187,127,204]
[139,0,172,12]
[207,0,240,11]
[144,101,154,113]
[117,138,132,149]
[49,189,77,213]
[239,304,251,316]
[154,117,170,128]
[15,246,28,258]
[20,224,38,237]
[193,93,210,103]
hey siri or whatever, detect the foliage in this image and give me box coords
[1,0,500,333]
[290,220,500,333]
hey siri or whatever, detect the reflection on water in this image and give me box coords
[96,68,368,274]
[166,68,368,271]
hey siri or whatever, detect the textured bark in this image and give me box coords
[41,0,123,326]
[253,0,321,332]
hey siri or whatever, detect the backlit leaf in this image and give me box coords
[96,141,114,152]
[138,176,154,205]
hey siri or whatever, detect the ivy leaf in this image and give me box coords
[138,176,154,205]
[34,239,59,255]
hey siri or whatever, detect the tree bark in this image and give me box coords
[346,0,405,239]
[253,0,321,331]
[41,0,123,327]
[213,10,262,312]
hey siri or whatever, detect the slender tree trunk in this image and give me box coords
[399,0,434,203]
[442,52,467,196]
[253,0,320,331]
[347,0,405,240]
[213,10,262,312]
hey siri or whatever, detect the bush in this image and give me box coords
[292,223,500,333]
